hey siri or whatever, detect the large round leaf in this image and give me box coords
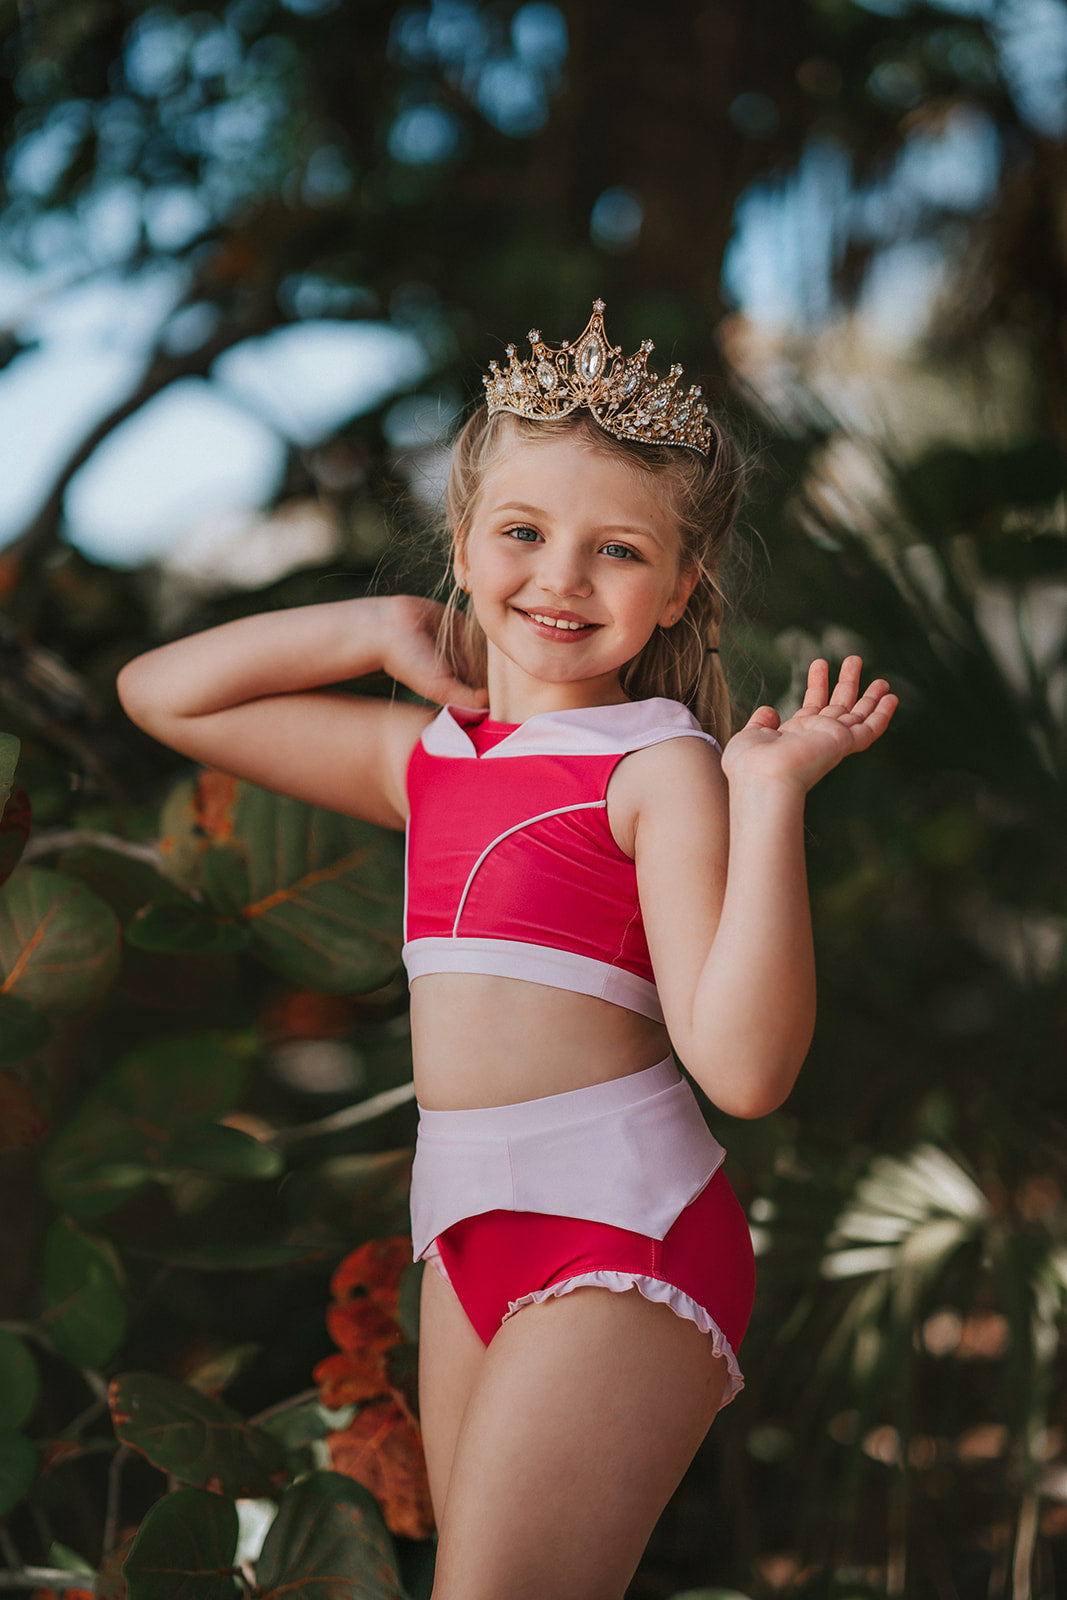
[44,1221,126,1368]
[0,994,50,1070]
[0,865,120,1010]
[0,1428,37,1515]
[44,1035,248,1222]
[125,901,252,955]
[109,1373,289,1497]
[253,1472,403,1600]
[166,1123,283,1180]
[123,1487,238,1600]
[0,1331,39,1428]
[163,774,404,993]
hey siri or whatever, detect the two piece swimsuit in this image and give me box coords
[402,697,756,1405]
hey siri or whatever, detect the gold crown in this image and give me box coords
[483,299,711,455]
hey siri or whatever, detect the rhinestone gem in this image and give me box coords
[494,377,506,395]
[621,371,639,396]
[510,370,525,392]
[537,361,557,391]
[579,341,603,380]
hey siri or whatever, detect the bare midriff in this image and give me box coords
[409,973,671,1110]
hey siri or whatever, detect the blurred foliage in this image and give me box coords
[0,1,1065,1598]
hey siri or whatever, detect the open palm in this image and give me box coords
[721,656,898,793]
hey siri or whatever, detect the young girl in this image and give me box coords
[117,302,897,1600]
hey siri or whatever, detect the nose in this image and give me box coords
[536,541,593,599]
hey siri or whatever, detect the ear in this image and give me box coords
[452,527,469,593]
[658,562,700,628]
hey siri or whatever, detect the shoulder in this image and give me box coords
[607,723,726,859]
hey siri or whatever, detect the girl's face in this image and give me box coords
[455,434,698,714]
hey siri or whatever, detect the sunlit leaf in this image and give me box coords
[43,1221,126,1367]
[161,774,405,993]
[109,1372,289,1497]
[0,865,120,1010]
[122,1486,238,1600]
[253,1471,404,1599]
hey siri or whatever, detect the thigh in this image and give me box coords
[430,1285,730,1600]
[418,1259,487,1524]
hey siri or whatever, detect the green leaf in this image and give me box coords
[0,784,31,888]
[140,1242,315,1272]
[167,1123,284,1180]
[44,1035,247,1221]
[0,1427,37,1515]
[0,993,50,1068]
[0,731,18,807]
[253,1472,403,1599]
[0,865,120,1010]
[123,1486,239,1600]
[49,1541,96,1579]
[174,780,405,993]
[43,1220,126,1367]
[110,1373,289,1497]
[125,901,253,955]
[0,1330,39,1428]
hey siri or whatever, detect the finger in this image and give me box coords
[801,659,829,711]
[746,705,781,730]
[843,692,898,749]
[828,655,863,709]
[847,678,892,720]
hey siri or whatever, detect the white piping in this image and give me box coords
[451,801,607,937]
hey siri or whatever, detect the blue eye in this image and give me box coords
[505,525,540,542]
[602,542,637,561]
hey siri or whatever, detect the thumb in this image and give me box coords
[745,705,781,730]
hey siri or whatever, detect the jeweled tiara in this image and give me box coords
[482,299,711,456]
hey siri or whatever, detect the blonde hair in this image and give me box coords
[436,405,745,742]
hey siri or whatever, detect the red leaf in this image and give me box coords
[331,1237,411,1316]
[327,1398,434,1541]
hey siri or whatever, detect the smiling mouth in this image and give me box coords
[518,609,596,632]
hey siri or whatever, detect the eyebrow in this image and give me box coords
[491,501,664,546]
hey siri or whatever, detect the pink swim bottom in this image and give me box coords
[431,1168,755,1403]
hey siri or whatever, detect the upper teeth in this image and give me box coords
[529,613,587,630]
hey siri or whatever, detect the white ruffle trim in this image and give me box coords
[502,1271,745,1409]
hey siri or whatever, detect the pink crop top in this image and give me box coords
[402,698,719,1023]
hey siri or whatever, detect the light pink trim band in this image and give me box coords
[401,936,664,1023]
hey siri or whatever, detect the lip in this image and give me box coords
[515,606,600,640]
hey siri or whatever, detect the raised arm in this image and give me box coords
[632,657,897,1118]
[116,595,486,829]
